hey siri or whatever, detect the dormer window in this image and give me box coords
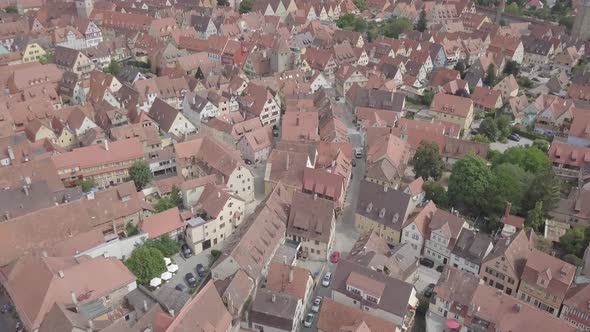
[379,208,386,218]
[366,202,373,213]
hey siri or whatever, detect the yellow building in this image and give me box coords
[21,43,46,63]
[430,92,474,131]
[354,180,415,246]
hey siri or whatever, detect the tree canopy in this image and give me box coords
[352,0,367,11]
[107,60,122,76]
[487,163,532,216]
[128,161,153,190]
[144,236,181,257]
[491,146,551,174]
[415,10,427,32]
[526,201,545,232]
[423,181,448,207]
[503,60,520,76]
[484,64,497,86]
[479,118,498,141]
[560,228,586,257]
[448,153,492,215]
[125,246,166,284]
[411,141,444,181]
[239,0,254,13]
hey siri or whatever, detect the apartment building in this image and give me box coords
[51,138,144,188]
[423,209,468,266]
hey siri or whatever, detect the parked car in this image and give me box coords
[330,251,340,263]
[303,313,315,328]
[185,273,198,287]
[272,128,279,137]
[354,148,363,159]
[244,159,252,165]
[322,272,332,287]
[509,133,521,141]
[181,244,192,258]
[175,283,188,293]
[424,283,436,298]
[436,265,444,273]
[311,296,322,313]
[419,257,435,268]
[352,159,356,167]
[196,263,206,278]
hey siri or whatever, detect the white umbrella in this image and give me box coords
[161,271,173,281]
[149,277,162,287]
[164,257,171,266]
[167,264,179,273]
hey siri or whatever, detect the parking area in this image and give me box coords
[414,265,441,294]
[489,136,533,152]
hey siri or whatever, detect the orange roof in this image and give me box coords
[140,207,185,239]
[266,263,311,300]
[430,93,473,118]
[51,138,144,172]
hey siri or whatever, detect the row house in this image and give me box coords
[54,46,95,79]
[522,36,555,66]
[517,249,575,316]
[423,209,468,266]
[51,138,144,188]
[430,92,474,131]
[239,83,281,126]
[533,95,576,137]
[335,65,368,97]
[149,98,196,138]
[547,141,590,184]
[185,181,246,254]
[130,76,189,112]
[175,136,255,202]
[287,191,335,261]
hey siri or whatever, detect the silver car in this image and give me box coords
[322,272,332,287]
[311,296,322,313]
[303,313,315,328]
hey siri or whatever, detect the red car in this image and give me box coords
[330,251,340,263]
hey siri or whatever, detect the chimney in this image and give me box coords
[143,300,148,312]
[383,185,388,192]
[283,255,287,264]
[42,251,48,257]
[313,193,318,200]
[7,146,14,160]
[58,270,65,278]
[23,184,29,196]
[168,309,175,317]
[71,291,78,305]
[288,268,293,283]
[271,294,276,303]
[286,153,290,170]
[104,140,109,151]
[217,191,221,199]
[87,320,93,332]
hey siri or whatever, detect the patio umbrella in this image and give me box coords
[161,271,173,281]
[149,277,162,287]
[446,319,460,330]
[167,264,179,273]
[164,257,171,265]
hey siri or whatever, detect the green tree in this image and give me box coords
[39,53,53,65]
[518,76,533,88]
[562,254,583,266]
[505,3,521,15]
[382,17,412,38]
[353,0,367,11]
[423,181,448,207]
[4,5,17,13]
[534,236,553,254]
[532,139,550,152]
[492,147,550,173]
[484,64,497,86]
[155,198,176,212]
[454,60,466,78]
[217,0,229,5]
[495,115,512,140]
[126,222,139,236]
[411,141,444,181]
[487,163,532,216]
[420,89,434,106]
[448,153,492,215]
[125,246,166,284]
[526,201,545,232]
[503,60,520,76]
[239,0,254,13]
[479,117,498,141]
[559,15,575,30]
[74,178,97,192]
[415,10,427,32]
[107,60,122,76]
[472,134,490,143]
[145,236,180,257]
[560,228,586,257]
[523,169,561,213]
[128,161,153,190]
[170,185,183,207]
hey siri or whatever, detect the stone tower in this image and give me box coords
[76,0,94,18]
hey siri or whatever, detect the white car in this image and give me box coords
[322,272,332,287]
[303,313,315,328]
[311,296,322,313]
